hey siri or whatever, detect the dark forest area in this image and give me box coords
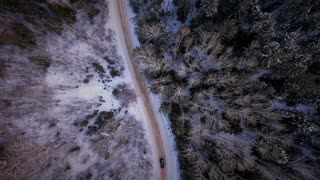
[131,0,320,179]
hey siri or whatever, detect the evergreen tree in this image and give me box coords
[173,0,192,22]
[200,0,218,18]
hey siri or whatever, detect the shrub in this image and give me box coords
[112,84,136,107]
[92,62,105,74]
[87,6,100,20]
[80,120,89,127]
[200,0,218,18]
[68,146,80,153]
[1,23,37,47]
[94,111,113,128]
[49,3,76,23]
[0,0,49,18]
[129,0,140,14]
[83,74,93,84]
[28,56,51,70]
[85,111,113,135]
[85,110,99,120]
[173,0,192,22]
[109,67,121,78]
[104,56,115,65]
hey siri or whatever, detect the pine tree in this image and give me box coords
[200,0,218,18]
[173,0,192,22]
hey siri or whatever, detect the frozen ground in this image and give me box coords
[161,0,183,33]
[0,1,154,179]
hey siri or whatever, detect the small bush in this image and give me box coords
[85,110,99,120]
[86,111,113,135]
[68,146,80,153]
[92,62,105,74]
[80,120,89,127]
[12,23,33,38]
[94,111,113,127]
[1,23,37,47]
[83,79,89,83]
[28,56,51,70]
[104,56,115,65]
[1,1,48,18]
[112,84,136,107]
[83,74,93,84]
[0,60,6,78]
[49,4,76,23]
[87,6,100,19]
[110,67,121,78]
[86,126,98,135]
[129,0,140,14]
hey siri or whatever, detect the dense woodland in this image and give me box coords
[131,0,320,179]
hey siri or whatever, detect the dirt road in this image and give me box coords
[108,0,178,179]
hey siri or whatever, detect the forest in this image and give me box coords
[0,0,154,179]
[130,0,320,179]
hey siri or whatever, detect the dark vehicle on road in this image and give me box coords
[160,158,165,168]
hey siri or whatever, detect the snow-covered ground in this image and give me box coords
[161,0,198,33]
[0,1,154,179]
[271,100,319,120]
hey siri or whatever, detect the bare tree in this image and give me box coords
[137,22,169,45]
[149,76,172,95]
[173,26,191,59]
[133,47,171,75]
[194,31,222,58]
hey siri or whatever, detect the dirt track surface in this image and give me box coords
[109,0,178,179]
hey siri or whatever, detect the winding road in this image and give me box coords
[108,0,179,179]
